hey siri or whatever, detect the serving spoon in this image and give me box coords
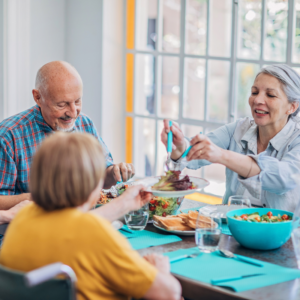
[164,120,173,172]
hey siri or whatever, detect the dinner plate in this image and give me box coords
[153,221,195,236]
[199,204,250,223]
[133,176,209,198]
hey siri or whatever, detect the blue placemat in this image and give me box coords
[178,206,232,236]
[164,247,300,292]
[119,226,182,250]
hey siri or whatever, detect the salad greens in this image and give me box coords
[152,170,196,191]
[234,211,292,223]
[149,197,181,219]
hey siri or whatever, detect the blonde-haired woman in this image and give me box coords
[0,132,181,300]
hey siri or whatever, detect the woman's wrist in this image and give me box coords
[170,142,187,161]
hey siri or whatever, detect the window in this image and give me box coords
[124,0,300,197]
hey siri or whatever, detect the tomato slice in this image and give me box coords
[267,211,273,218]
[149,206,156,211]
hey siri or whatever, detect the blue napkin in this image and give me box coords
[164,247,300,292]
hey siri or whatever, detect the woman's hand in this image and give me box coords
[160,120,186,160]
[144,253,170,274]
[187,134,224,164]
[119,185,152,212]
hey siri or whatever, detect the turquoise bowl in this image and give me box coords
[227,208,293,250]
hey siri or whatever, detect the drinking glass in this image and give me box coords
[292,204,300,269]
[228,196,251,209]
[195,212,222,253]
[124,204,149,231]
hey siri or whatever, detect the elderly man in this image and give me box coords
[0,61,134,214]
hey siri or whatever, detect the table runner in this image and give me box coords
[119,227,182,250]
[164,247,300,292]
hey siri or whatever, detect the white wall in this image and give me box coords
[30,0,66,88]
[101,0,124,163]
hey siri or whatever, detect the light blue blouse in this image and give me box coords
[179,117,300,212]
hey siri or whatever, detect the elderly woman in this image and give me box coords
[0,132,181,300]
[161,64,300,212]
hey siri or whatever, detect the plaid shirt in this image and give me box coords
[0,105,113,195]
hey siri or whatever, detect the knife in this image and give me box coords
[211,273,264,285]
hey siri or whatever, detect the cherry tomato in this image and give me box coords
[241,214,248,220]
[282,214,289,220]
[162,212,167,217]
[150,200,156,204]
[162,203,169,209]
[149,206,156,211]
[267,211,273,218]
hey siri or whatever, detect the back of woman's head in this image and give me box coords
[30,132,105,211]
[257,64,300,117]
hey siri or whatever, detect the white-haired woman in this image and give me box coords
[161,64,300,212]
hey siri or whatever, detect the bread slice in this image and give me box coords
[153,215,193,231]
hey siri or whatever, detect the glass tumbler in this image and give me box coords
[228,195,251,209]
[124,204,149,231]
[195,212,222,253]
[292,204,300,269]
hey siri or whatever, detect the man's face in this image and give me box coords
[33,76,82,132]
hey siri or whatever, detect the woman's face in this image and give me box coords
[249,73,297,129]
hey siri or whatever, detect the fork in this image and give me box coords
[169,252,200,263]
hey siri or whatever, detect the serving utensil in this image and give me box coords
[164,121,173,173]
[219,249,263,267]
[211,273,264,284]
[169,252,200,263]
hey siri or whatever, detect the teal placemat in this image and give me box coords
[178,206,232,236]
[164,247,300,292]
[119,227,182,250]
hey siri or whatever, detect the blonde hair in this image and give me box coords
[30,132,105,211]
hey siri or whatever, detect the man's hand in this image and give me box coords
[0,200,31,225]
[104,163,135,188]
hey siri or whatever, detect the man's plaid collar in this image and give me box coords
[33,105,53,133]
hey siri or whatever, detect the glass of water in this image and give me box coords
[124,204,149,231]
[228,196,251,209]
[195,212,222,253]
[292,204,300,269]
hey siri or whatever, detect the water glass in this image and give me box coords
[228,196,251,209]
[292,205,300,269]
[124,204,149,231]
[195,212,222,253]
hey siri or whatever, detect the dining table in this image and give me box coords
[137,199,300,300]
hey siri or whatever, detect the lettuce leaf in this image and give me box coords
[152,171,194,191]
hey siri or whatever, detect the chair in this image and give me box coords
[0,262,77,300]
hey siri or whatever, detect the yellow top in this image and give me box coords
[0,203,157,300]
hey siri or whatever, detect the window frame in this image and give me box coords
[123,0,300,192]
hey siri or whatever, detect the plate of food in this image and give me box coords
[152,210,213,236]
[134,171,209,198]
[97,183,131,206]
